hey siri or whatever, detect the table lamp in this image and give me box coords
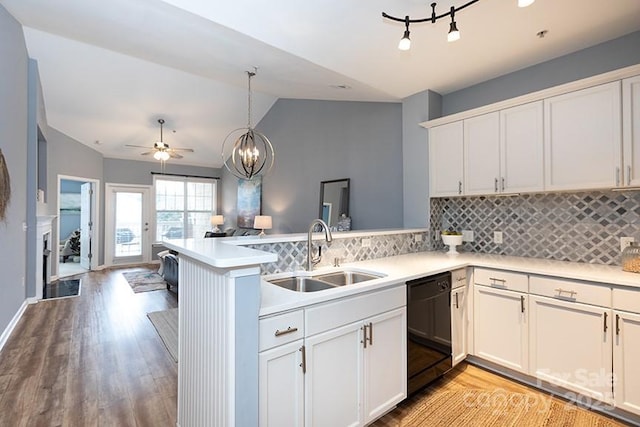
[253,215,272,236]
[210,215,224,232]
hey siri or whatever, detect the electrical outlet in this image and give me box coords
[21,276,25,288]
[414,234,422,243]
[621,236,635,252]
[494,231,503,244]
[462,230,474,242]
[361,238,371,248]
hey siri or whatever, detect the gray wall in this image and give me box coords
[442,30,640,115]
[0,4,29,335]
[103,158,220,186]
[221,99,404,234]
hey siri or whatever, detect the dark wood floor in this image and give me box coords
[0,266,178,426]
[0,267,629,426]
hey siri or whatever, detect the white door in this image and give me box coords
[474,286,529,373]
[544,81,622,190]
[500,101,544,193]
[429,121,464,197]
[529,295,613,403]
[614,310,640,415]
[451,287,468,367]
[464,112,500,195]
[305,321,363,427]
[80,182,94,270]
[259,339,304,427]
[623,75,640,187]
[106,185,151,265]
[363,308,407,424]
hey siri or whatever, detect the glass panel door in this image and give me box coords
[106,185,150,265]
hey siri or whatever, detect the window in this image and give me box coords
[154,177,217,240]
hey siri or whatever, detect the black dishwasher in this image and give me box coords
[406,271,452,395]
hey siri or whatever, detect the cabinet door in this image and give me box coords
[259,340,304,427]
[529,296,613,403]
[305,321,363,427]
[464,112,501,195]
[363,308,407,424]
[544,81,622,190]
[500,101,544,193]
[474,285,528,373]
[623,75,640,187]
[451,287,468,367]
[429,121,464,197]
[614,310,640,416]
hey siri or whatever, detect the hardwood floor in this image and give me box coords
[0,267,630,426]
[0,266,178,426]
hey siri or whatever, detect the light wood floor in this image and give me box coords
[0,267,630,426]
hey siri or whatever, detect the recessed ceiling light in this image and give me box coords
[330,84,352,90]
[94,140,101,145]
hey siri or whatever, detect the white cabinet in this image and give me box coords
[451,286,468,366]
[623,75,640,187]
[429,121,464,197]
[613,287,640,416]
[500,101,544,193]
[305,307,407,427]
[474,284,529,373]
[464,112,500,195]
[259,340,304,427]
[544,81,622,190]
[529,295,613,403]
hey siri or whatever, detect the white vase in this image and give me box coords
[441,234,463,255]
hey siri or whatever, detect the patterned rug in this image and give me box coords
[122,270,167,293]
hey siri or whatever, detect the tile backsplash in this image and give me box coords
[430,190,640,265]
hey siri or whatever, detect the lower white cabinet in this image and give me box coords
[613,309,640,416]
[451,286,468,366]
[474,285,529,373]
[529,295,613,403]
[259,339,305,426]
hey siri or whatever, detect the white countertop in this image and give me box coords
[259,251,640,317]
[162,237,277,268]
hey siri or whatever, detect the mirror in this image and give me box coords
[319,178,350,228]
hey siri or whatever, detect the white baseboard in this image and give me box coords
[0,299,29,353]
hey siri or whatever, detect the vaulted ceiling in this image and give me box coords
[2,0,640,167]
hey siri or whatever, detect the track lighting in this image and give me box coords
[383,0,533,50]
[398,16,411,51]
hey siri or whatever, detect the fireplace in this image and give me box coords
[36,216,55,300]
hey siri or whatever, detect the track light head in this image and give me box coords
[398,17,411,50]
[518,0,535,7]
[447,7,460,42]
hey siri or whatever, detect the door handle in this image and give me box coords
[299,345,306,374]
[368,322,373,346]
[520,295,525,313]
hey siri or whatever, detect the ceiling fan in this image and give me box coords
[126,119,194,160]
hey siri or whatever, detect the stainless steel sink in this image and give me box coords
[266,269,385,292]
[268,276,337,292]
[313,271,384,286]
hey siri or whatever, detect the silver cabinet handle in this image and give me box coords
[494,178,498,193]
[368,322,373,346]
[604,312,608,333]
[520,295,525,313]
[456,276,467,283]
[455,292,459,309]
[274,326,298,337]
[458,181,462,195]
[554,288,577,298]
[628,165,632,186]
[501,177,505,192]
[362,324,368,348]
[489,277,506,287]
[616,314,620,336]
[616,167,621,187]
[300,345,306,374]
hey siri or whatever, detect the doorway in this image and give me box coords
[105,184,152,266]
[57,175,99,279]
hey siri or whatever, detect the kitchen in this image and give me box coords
[1,0,640,426]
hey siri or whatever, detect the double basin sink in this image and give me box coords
[267,269,385,292]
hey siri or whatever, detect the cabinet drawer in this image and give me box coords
[612,287,640,313]
[474,268,528,293]
[259,310,304,352]
[305,285,405,337]
[529,275,611,307]
[451,268,468,289]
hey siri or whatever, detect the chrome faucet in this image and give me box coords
[307,219,333,271]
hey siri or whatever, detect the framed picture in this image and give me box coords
[237,177,262,228]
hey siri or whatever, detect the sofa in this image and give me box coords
[159,250,179,292]
[60,229,81,262]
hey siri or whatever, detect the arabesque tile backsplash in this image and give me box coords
[430,190,640,265]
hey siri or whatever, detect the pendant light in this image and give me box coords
[221,69,275,180]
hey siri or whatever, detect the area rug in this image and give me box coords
[44,279,81,299]
[147,308,178,362]
[122,270,167,293]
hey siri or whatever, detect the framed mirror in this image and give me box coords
[319,178,350,228]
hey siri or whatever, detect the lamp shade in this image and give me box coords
[210,215,224,226]
[253,215,272,230]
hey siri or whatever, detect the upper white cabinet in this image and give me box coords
[544,81,622,190]
[464,112,500,195]
[500,101,544,193]
[623,75,640,187]
[429,121,464,197]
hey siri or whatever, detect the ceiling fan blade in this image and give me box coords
[169,152,183,159]
[170,147,194,152]
[140,151,154,156]
[125,144,153,149]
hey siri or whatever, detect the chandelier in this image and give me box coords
[222,69,275,180]
[383,0,535,51]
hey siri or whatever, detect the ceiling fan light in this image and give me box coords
[398,30,411,51]
[154,150,170,161]
[518,0,535,7]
